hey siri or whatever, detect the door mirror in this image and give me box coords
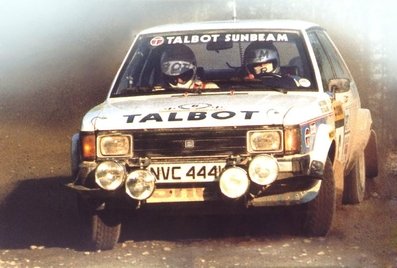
[328,78,350,93]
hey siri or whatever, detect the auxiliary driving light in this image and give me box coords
[248,154,279,185]
[125,169,156,200]
[219,167,250,199]
[95,161,126,190]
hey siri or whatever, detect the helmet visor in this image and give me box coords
[161,60,195,76]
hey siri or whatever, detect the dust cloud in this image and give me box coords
[0,0,395,149]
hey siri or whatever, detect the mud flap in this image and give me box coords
[71,133,81,178]
[364,129,378,178]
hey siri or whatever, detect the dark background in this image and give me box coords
[0,0,395,212]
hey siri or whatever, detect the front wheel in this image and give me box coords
[343,151,366,204]
[89,208,122,250]
[302,158,336,236]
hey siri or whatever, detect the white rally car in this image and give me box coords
[69,20,378,250]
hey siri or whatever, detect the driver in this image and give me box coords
[160,44,197,89]
[244,41,280,79]
[160,44,217,89]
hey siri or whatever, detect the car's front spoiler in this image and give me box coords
[248,179,321,207]
[67,154,320,205]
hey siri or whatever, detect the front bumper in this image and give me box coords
[67,153,323,206]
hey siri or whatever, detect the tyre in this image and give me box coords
[302,158,336,236]
[89,209,122,250]
[78,197,122,250]
[364,129,378,178]
[343,151,366,204]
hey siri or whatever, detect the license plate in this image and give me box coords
[149,163,225,183]
[146,187,221,203]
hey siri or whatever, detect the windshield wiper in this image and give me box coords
[117,85,173,96]
[228,82,288,94]
[118,86,151,95]
[164,86,222,95]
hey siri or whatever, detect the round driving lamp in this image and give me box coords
[95,161,126,190]
[219,167,250,199]
[248,154,279,186]
[125,169,156,200]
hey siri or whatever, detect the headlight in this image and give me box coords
[98,134,132,157]
[248,155,279,185]
[125,169,156,200]
[284,126,301,154]
[95,161,126,190]
[219,167,249,199]
[247,130,283,153]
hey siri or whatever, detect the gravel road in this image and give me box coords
[0,124,396,267]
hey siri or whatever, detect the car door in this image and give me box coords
[307,29,359,169]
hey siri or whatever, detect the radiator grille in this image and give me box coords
[133,128,248,157]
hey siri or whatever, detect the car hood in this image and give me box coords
[81,92,332,131]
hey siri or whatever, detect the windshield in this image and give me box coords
[111,30,316,97]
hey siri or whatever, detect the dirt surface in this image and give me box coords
[0,123,396,267]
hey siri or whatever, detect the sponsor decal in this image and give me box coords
[166,34,221,44]
[224,33,288,42]
[150,36,165,46]
[333,101,345,129]
[343,134,350,162]
[151,33,290,46]
[162,103,224,112]
[178,103,212,110]
[304,127,311,148]
[302,122,319,149]
[344,111,351,132]
[298,78,311,88]
[319,100,330,113]
[124,110,259,123]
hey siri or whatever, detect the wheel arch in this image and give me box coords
[328,140,336,164]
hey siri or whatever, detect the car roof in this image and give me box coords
[139,20,320,35]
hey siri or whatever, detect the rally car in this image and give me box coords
[68,20,378,250]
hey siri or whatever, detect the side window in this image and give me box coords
[316,31,351,79]
[308,32,334,91]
